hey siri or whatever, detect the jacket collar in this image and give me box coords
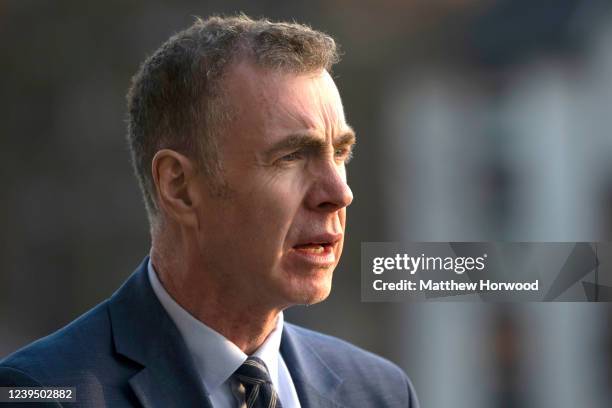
[108,257,213,408]
[281,324,345,408]
[108,257,345,408]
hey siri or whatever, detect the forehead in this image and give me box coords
[223,61,348,140]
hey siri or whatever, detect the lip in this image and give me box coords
[289,233,343,267]
[293,233,343,247]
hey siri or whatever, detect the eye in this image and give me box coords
[279,151,304,162]
[335,146,354,163]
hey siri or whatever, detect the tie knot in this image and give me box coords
[234,356,273,386]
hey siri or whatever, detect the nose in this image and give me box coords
[306,161,354,212]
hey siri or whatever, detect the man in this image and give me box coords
[0,15,418,407]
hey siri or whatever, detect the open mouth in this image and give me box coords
[289,233,342,265]
[293,243,333,254]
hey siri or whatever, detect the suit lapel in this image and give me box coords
[108,258,348,408]
[108,258,213,408]
[281,324,346,408]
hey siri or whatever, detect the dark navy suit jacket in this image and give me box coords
[0,258,419,407]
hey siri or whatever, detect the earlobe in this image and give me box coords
[151,149,199,227]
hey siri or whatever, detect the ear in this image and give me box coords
[151,149,200,228]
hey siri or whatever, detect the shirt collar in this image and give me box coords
[147,259,284,393]
[253,310,283,387]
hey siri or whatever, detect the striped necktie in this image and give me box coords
[234,356,283,408]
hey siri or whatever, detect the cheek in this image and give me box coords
[236,178,305,243]
[249,169,306,212]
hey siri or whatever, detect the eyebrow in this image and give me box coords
[264,128,356,160]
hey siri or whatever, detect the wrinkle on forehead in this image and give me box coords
[270,71,347,140]
[227,62,348,142]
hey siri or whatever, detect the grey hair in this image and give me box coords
[126,14,340,227]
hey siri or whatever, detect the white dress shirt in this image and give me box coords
[147,260,301,407]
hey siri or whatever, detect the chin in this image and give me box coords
[302,290,331,306]
[283,273,333,306]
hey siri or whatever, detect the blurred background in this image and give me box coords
[1,0,612,407]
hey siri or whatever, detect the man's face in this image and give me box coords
[193,62,354,309]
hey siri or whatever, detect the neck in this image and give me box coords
[150,246,282,354]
